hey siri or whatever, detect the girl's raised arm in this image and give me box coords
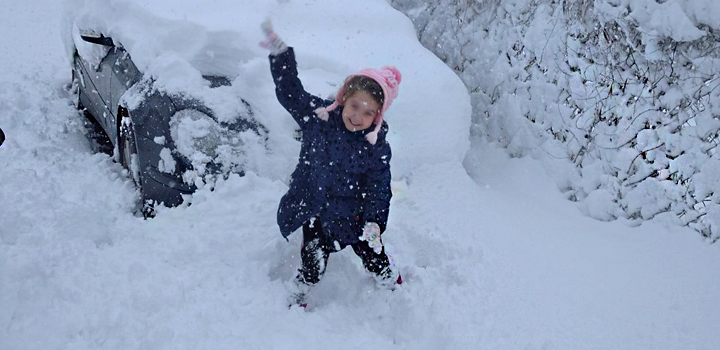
[261,20,327,128]
[269,48,328,128]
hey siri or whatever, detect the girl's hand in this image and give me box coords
[259,19,288,55]
[360,222,383,254]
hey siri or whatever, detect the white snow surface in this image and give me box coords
[0,1,718,349]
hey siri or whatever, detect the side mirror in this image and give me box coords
[80,33,115,47]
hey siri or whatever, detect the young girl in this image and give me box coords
[261,21,402,306]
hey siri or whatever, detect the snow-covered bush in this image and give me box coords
[391,0,720,242]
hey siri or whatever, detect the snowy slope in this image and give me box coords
[1,1,719,350]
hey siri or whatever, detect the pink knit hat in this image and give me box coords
[315,66,402,145]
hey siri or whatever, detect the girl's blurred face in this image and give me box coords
[342,91,380,132]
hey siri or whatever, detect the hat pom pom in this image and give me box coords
[386,66,402,86]
[314,107,329,121]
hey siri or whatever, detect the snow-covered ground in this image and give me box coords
[1,1,719,349]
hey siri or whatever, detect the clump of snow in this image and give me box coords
[158,147,176,174]
[634,0,708,60]
[681,0,720,30]
[580,189,620,221]
[634,0,707,42]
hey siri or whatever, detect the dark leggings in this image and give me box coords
[298,217,391,285]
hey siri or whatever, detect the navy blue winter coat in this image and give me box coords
[270,48,392,247]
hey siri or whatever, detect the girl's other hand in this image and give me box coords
[360,222,383,254]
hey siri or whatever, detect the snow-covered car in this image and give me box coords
[71,30,266,216]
